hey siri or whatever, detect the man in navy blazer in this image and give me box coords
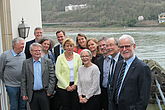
[106,38,123,110]
[53,30,66,62]
[109,35,151,110]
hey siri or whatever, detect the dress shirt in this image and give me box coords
[117,55,135,98]
[102,56,111,88]
[60,44,64,54]
[33,58,43,90]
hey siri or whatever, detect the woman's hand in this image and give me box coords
[66,86,72,91]
[79,95,88,103]
[71,85,77,90]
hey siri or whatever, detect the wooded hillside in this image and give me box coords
[41,0,165,26]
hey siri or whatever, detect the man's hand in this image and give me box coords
[22,96,28,101]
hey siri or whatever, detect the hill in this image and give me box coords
[41,0,165,26]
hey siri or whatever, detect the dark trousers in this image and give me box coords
[49,91,61,110]
[57,88,80,110]
[80,95,100,110]
[30,90,50,110]
[100,87,108,110]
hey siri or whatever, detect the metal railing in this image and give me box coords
[0,80,9,110]
[155,79,165,110]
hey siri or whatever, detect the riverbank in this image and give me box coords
[43,26,165,33]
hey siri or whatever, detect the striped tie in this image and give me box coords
[108,58,115,86]
[115,62,127,103]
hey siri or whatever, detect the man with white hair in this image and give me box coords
[110,35,151,110]
[0,37,26,110]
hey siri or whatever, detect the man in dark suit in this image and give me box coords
[106,38,123,110]
[54,30,66,62]
[24,27,43,59]
[21,43,55,110]
[96,37,109,110]
[109,35,151,110]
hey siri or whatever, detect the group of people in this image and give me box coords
[0,27,151,110]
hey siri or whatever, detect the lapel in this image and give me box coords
[28,58,34,76]
[41,58,46,76]
[57,45,60,56]
[118,54,123,62]
[112,60,123,94]
[100,56,104,74]
[120,57,138,91]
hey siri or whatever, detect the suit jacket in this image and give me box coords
[54,44,60,63]
[95,55,104,88]
[21,57,56,102]
[24,39,35,59]
[96,54,123,88]
[110,56,151,110]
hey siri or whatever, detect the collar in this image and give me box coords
[11,50,22,56]
[124,55,136,67]
[113,52,120,62]
[33,58,41,63]
[104,55,112,60]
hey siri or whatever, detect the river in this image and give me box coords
[44,28,165,69]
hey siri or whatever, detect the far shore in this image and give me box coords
[43,26,165,33]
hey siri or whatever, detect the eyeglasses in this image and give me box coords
[119,44,132,49]
[81,55,90,58]
[32,50,41,52]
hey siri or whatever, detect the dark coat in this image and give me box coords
[109,56,151,110]
[53,44,60,63]
[24,39,35,59]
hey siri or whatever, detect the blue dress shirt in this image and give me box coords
[33,58,43,90]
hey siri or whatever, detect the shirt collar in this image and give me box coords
[33,58,41,63]
[124,55,136,67]
[11,49,23,56]
[113,52,120,62]
[104,55,111,60]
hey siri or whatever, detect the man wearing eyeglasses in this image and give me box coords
[106,38,123,110]
[110,35,151,110]
[21,43,55,110]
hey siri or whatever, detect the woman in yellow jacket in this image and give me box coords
[55,37,82,110]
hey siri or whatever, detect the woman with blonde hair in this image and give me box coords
[86,38,101,64]
[56,37,82,110]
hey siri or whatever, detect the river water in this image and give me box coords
[44,29,165,69]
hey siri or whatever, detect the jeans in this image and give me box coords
[5,86,26,110]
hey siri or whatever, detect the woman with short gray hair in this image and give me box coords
[78,49,101,110]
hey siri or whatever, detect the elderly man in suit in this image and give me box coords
[21,43,55,110]
[110,35,151,110]
[24,27,43,59]
[106,38,123,110]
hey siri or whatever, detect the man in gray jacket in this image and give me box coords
[0,37,26,110]
[21,43,55,110]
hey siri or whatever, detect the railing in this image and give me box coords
[155,79,165,110]
[0,80,9,110]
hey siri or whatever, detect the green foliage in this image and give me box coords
[41,0,165,26]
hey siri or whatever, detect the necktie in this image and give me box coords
[115,62,127,103]
[108,58,115,86]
